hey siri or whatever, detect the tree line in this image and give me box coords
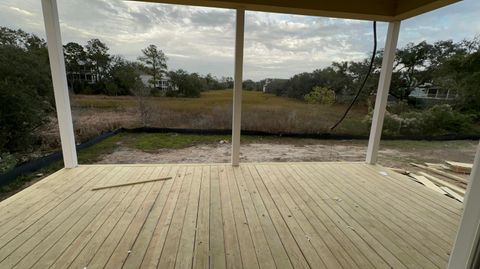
[63,39,233,97]
[264,37,480,111]
[1,25,479,157]
[0,27,53,153]
[0,26,234,155]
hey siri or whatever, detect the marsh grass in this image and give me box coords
[71,90,369,142]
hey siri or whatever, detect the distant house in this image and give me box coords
[66,66,97,86]
[408,83,457,107]
[139,74,177,95]
[262,78,272,93]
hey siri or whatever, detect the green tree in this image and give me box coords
[434,50,480,111]
[220,76,234,89]
[168,69,202,97]
[85,38,111,83]
[285,72,315,99]
[395,41,433,88]
[0,27,53,152]
[63,42,86,92]
[0,27,46,51]
[204,73,223,90]
[264,79,288,96]
[106,56,142,96]
[138,44,168,89]
[242,79,256,91]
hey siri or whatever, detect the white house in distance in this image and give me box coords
[66,66,97,85]
[408,83,458,107]
[139,73,175,94]
[262,78,271,93]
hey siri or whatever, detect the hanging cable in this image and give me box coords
[330,21,377,131]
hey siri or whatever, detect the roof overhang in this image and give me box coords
[131,0,461,21]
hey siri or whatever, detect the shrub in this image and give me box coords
[105,81,119,96]
[430,105,471,133]
[388,100,410,114]
[304,86,336,105]
[0,152,17,173]
[363,104,474,136]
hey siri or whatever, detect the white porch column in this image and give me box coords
[366,21,401,164]
[41,0,78,168]
[448,141,480,268]
[231,8,245,166]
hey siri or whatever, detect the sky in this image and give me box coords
[1,0,479,80]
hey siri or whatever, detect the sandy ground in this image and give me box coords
[100,143,367,164]
[98,140,477,170]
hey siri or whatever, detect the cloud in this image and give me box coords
[0,0,478,80]
[9,6,34,16]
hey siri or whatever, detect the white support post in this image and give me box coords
[448,141,480,268]
[41,0,78,168]
[231,8,245,166]
[366,21,401,164]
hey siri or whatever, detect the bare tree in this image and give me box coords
[131,80,153,127]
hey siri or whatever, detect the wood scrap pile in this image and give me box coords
[388,160,472,203]
[445,161,472,174]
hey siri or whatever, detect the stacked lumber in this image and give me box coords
[409,174,447,195]
[424,162,449,170]
[388,163,469,203]
[410,163,468,184]
[389,167,410,175]
[418,172,465,195]
[440,187,464,202]
[445,161,472,174]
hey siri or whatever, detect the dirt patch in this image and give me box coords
[98,138,477,168]
[98,141,466,167]
[99,143,370,164]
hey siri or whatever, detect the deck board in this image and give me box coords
[342,164,455,248]
[232,166,276,269]
[192,166,210,269]
[306,164,441,268]
[245,165,309,269]
[0,162,462,268]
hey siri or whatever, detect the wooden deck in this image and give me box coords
[0,162,462,268]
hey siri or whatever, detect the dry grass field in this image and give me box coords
[66,90,368,144]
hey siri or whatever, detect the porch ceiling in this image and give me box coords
[131,0,461,21]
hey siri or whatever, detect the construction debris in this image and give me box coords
[440,187,464,202]
[425,163,451,170]
[410,163,468,184]
[418,172,466,195]
[409,173,447,195]
[389,166,466,203]
[389,167,410,175]
[445,161,473,174]
[91,177,172,191]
